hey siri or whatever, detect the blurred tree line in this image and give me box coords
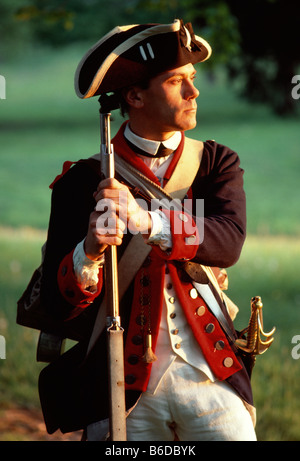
[1,0,299,115]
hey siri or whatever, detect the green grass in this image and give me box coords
[0,229,299,440]
[0,45,300,440]
[226,236,300,441]
[0,228,45,408]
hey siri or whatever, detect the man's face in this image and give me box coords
[135,63,199,139]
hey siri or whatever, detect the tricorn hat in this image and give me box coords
[75,19,212,99]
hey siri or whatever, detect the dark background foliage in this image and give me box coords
[1,0,299,115]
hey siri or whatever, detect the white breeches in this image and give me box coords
[87,357,256,441]
[126,357,256,441]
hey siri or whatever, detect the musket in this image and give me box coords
[99,96,127,441]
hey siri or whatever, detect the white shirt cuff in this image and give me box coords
[147,210,172,251]
[73,239,104,291]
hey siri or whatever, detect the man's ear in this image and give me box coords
[123,86,144,109]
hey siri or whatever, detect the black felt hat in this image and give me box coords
[75,19,212,99]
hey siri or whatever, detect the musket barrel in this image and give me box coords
[100,112,119,323]
[99,105,127,441]
[100,112,114,178]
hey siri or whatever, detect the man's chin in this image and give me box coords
[182,119,197,132]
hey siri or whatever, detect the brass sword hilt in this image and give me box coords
[235,296,276,356]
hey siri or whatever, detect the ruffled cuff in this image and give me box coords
[58,248,103,310]
[73,239,105,292]
[146,210,172,251]
[151,209,199,261]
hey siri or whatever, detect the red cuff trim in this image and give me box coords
[57,250,103,309]
[152,209,199,261]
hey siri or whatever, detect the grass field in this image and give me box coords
[0,45,300,441]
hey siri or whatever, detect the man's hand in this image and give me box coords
[84,178,151,260]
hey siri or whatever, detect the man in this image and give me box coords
[39,19,256,441]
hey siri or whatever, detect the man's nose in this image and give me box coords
[185,80,199,100]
